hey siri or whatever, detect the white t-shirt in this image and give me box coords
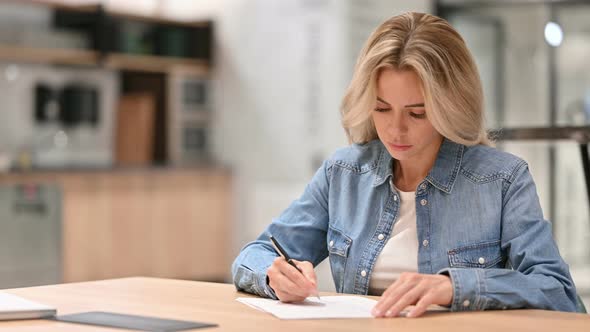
[368,182,418,295]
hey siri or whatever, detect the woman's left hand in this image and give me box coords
[372,272,453,318]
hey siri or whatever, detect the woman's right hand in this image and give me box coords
[266,258,318,302]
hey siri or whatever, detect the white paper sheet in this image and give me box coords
[237,296,377,319]
[237,296,451,320]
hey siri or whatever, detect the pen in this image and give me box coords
[269,235,321,301]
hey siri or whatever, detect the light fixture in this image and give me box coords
[544,21,563,47]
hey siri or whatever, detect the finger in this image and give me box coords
[379,272,417,300]
[269,270,311,299]
[268,272,303,303]
[292,260,318,295]
[407,293,435,318]
[274,276,311,303]
[373,280,404,317]
[383,284,426,318]
[293,260,317,285]
[274,280,308,302]
[268,269,297,294]
[372,280,414,317]
[377,278,404,303]
[274,288,307,303]
[277,260,315,294]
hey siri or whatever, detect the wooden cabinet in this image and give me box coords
[0,168,231,283]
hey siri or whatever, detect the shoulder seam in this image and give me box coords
[459,148,526,184]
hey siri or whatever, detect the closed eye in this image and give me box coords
[409,111,426,119]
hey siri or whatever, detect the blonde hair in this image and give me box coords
[341,12,491,146]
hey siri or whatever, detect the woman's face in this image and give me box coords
[372,68,443,163]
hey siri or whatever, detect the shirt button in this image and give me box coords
[329,240,334,247]
[463,300,470,307]
[478,257,486,265]
[420,199,428,206]
[422,239,429,247]
[419,183,427,190]
[361,270,367,277]
[393,195,398,201]
[378,234,385,240]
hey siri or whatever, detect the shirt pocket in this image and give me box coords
[327,225,352,292]
[447,240,503,269]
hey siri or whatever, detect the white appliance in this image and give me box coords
[0,62,118,169]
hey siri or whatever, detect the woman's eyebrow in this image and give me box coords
[376,97,424,108]
[404,103,425,108]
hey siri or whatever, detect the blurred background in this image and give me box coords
[0,0,587,307]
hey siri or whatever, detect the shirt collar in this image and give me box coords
[372,138,464,194]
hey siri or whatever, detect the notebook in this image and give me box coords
[0,292,56,320]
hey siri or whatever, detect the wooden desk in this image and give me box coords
[2,277,589,331]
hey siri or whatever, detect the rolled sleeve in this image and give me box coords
[259,272,279,300]
[438,268,486,311]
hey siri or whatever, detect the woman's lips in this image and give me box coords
[388,143,413,151]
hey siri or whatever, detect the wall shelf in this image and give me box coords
[0,1,212,74]
[0,44,99,66]
[104,53,210,75]
[0,45,210,74]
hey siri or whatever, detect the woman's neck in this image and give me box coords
[393,154,438,192]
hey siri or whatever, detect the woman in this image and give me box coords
[232,12,578,318]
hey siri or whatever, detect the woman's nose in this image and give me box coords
[387,112,408,134]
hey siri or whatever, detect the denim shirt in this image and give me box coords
[232,138,578,312]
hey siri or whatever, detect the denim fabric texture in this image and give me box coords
[232,138,578,312]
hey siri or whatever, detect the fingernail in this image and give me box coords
[406,311,415,318]
[372,308,380,317]
[385,310,393,317]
